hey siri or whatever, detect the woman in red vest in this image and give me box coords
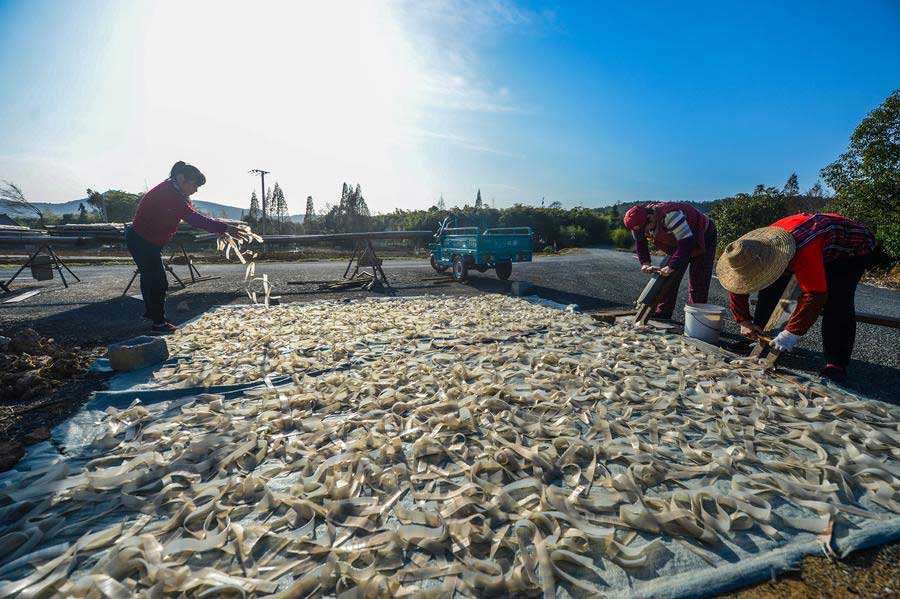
[716,213,875,382]
[622,203,717,320]
[126,161,242,334]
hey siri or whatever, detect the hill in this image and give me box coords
[28,196,303,222]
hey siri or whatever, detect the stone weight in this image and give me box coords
[107,336,169,372]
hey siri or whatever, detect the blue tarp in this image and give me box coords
[2,300,898,598]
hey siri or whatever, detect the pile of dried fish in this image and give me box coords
[154,297,552,388]
[1,296,898,598]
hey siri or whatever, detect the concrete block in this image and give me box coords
[510,281,533,296]
[108,336,169,372]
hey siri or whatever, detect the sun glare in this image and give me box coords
[133,1,424,209]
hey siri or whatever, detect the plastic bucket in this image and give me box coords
[683,303,726,345]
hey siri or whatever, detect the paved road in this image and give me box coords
[2,249,898,403]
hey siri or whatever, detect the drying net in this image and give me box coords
[1,296,898,598]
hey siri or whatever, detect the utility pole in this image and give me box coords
[249,169,270,234]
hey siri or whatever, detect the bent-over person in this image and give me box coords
[623,202,718,320]
[716,213,875,382]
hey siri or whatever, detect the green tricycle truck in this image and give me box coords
[429,217,533,282]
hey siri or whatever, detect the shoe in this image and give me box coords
[820,363,847,384]
[150,322,177,334]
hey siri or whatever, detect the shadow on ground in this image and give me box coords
[0,291,239,346]
[465,276,626,312]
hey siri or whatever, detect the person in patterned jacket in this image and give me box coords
[622,202,718,320]
[716,213,875,382]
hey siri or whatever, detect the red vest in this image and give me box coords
[647,202,710,256]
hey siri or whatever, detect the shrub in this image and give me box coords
[559,224,588,248]
[611,227,633,249]
[710,188,787,248]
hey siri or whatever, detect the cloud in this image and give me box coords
[397,0,556,32]
[391,0,555,114]
[420,73,531,114]
[414,129,520,157]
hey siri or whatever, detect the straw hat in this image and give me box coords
[715,227,796,294]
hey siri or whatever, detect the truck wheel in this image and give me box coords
[495,262,512,280]
[452,256,468,282]
[430,255,448,273]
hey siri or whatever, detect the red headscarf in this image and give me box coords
[623,205,649,231]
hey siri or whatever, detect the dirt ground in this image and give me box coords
[726,543,899,599]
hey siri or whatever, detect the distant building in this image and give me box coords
[0,213,23,227]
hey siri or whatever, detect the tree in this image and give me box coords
[710,186,787,248]
[609,204,620,222]
[304,196,316,231]
[437,194,446,210]
[102,190,142,222]
[783,173,799,196]
[822,89,900,260]
[271,182,287,230]
[0,181,45,225]
[807,182,824,198]
[249,191,260,220]
[77,202,88,223]
[86,189,107,221]
[548,200,563,210]
[475,189,483,210]
[325,182,371,232]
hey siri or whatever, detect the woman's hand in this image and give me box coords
[739,321,762,340]
[640,264,658,274]
[771,330,799,352]
[658,266,674,277]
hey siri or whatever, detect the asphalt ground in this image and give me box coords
[1,247,898,404]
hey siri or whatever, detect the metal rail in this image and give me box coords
[195,230,432,243]
[0,235,92,245]
[483,227,532,236]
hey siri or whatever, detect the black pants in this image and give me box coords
[752,255,869,368]
[125,226,168,324]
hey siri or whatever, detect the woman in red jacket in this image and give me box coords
[716,213,875,382]
[126,161,241,333]
[623,202,717,320]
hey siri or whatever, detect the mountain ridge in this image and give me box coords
[24,197,304,222]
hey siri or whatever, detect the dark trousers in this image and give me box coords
[752,255,869,368]
[125,226,168,324]
[656,221,718,318]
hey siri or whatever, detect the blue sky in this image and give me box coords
[0,0,898,213]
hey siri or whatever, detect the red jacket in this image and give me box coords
[131,180,227,247]
[634,202,711,269]
[729,214,874,334]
